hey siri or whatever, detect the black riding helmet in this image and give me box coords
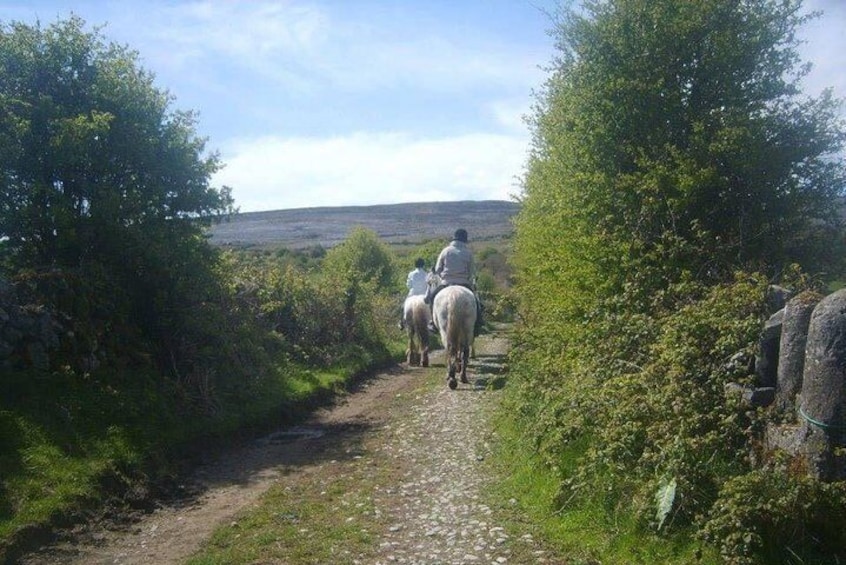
[453,228,468,243]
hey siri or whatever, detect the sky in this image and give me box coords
[0,1,844,213]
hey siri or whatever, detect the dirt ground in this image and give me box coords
[18,327,556,565]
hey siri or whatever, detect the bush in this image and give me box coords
[702,468,846,564]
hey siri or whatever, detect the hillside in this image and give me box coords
[206,200,520,249]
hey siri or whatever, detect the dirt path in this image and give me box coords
[20,327,557,564]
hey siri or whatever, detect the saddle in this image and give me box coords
[425,282,484,335]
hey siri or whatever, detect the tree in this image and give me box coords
[322,227,397,291]
[0,15,235,373]
[516,0,846,309]
[0,16,233,270]
[510,2,846,558]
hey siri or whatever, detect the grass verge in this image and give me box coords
[485,395,722,565]
[0,340,404,563]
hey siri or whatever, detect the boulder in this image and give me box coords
[755,309,783,388]
[775,291,822,415]
[798,288,846,481]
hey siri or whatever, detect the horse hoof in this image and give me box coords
[448,378,458,390]
[460,375,469,384]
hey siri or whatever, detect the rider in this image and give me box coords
[399,257,428,330]
[424,228,484,335]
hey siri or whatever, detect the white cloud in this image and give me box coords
[213,131,528,211]
[105,1,540,96]
[798,0,846,105]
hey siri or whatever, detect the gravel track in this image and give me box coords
[20,327,560,564]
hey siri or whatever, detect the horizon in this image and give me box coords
[226,197,520,215]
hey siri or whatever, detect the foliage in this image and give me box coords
[0,16,233,270]
[510,0,846,562]
[225,247,396,369]
[519,0,845,304]
[562,277,766,523]
[492,400,721,564]
[0,15,238,381]
[322,227,396,292]
[701,467,846,564]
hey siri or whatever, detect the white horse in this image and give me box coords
[403,294,430,367]
[431,283,477,389]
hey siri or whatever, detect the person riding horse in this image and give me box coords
[424,228,484,335]
[399,257,428,330]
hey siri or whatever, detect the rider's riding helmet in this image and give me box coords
[453,228,468,243]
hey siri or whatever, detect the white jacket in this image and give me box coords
[406,267,428,296]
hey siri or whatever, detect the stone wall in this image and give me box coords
[754,286,846,481]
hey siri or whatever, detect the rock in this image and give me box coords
[767,284,794,315]
[776,291,822,415]
[798,288,846,481]
[755,310,783,388]
[724,383,775,408]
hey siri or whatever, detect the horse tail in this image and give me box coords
[409,295,430,349]
[404,295,430,366]
[436,286,477,357]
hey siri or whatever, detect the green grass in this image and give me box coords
[486,399,722,565]
[185,368,434,565]
[0,342,404,561]
[186,460,386,565]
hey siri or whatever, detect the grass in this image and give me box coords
[0,339,405,562]
[187,468,384,564]
[186,452,389,564]
[485,396,722,565]
[185,368,433,565]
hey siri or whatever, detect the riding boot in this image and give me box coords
[427,311,437,334]
[423,286,434,305]
[425,285,442,333]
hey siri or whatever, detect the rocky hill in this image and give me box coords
[206,200,520,249]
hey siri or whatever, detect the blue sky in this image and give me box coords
[1,1,844,212]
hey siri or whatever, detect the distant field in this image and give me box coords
[206,200,520,250]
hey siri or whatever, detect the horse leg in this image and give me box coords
[460,344,470,383]
[421,326,429,367]
[446,344,458,388]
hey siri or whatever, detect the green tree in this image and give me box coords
[0,16,233,270]
[0,15,235,373]
[517,0,845,308]
[510,1,846,560]
[322,227,396,291]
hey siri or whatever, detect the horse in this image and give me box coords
[403,294,430,367]
[431,282,477,389]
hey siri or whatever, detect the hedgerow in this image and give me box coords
[509,0,846,561]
